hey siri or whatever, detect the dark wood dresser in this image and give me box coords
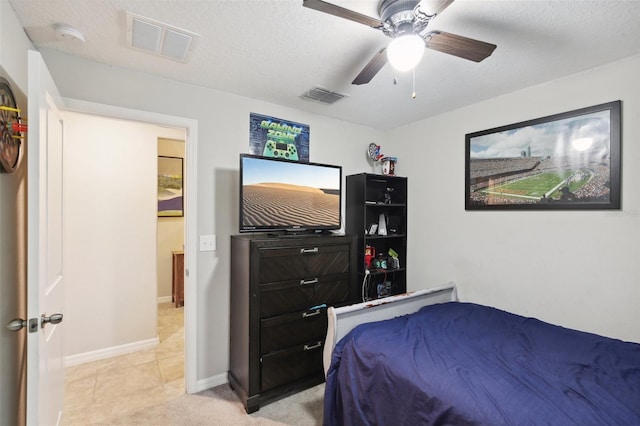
[229,233,356,413]
[171,250,184,308]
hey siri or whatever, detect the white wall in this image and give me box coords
[63,112,185,358]
[39,48,381,384]
[0,0,30,89]
[391,54,640,343]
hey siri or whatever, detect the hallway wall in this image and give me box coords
[63,111,186,360]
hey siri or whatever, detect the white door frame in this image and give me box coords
[63,98,199,393]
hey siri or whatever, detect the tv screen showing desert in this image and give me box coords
[242,157,341,229]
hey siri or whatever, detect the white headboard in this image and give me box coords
[323,282,458,376]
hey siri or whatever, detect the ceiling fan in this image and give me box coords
[302,0,497,85]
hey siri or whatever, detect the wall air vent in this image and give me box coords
[301,87,348,104]
[126,11,199,62]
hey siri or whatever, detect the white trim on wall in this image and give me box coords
[157,296,173,304]
[64,337,160,367]
[62,97,199,394]
[196,373,228,393]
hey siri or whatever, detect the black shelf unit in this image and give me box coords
[346,173,407,301]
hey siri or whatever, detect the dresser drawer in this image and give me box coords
[260,340,324,392]
[260,306,327,355]
[260,276,350,318]
[258,243,351,283]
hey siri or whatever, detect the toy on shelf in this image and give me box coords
[381,157,397,176]
[367,143,397,175]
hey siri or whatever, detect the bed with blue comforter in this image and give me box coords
[323,302,640,425]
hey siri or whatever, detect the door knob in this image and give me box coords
[41,313,63,328]
[6,317,39,333]
[6,318,27,332]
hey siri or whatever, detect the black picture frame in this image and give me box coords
[465,101,621,210]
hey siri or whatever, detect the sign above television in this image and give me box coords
[249,113,310,163]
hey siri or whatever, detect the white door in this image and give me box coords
[26,50,65,426]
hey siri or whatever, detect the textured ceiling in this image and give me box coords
[8,0,640,130]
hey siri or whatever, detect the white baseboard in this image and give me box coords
[66,340,229,394]
[157,295,172,304]
[64,337,160,367]
[195,372,228,393]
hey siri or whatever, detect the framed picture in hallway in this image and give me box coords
[465,100,621,210]
[158,156,184,217]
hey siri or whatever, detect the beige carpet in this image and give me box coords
[96,383,325,426]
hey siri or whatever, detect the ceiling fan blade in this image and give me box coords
[303,0,385,29]
[424,31,496,62]
[352,48,388,85]
[419,0,456,17]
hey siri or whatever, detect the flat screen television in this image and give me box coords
[239,154,342,233]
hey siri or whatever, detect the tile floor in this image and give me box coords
[62,303,184,425]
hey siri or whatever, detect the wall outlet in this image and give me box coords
[199,235,216,252]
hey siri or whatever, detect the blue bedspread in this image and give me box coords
[323,302,640,425]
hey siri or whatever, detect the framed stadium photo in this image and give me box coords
[465,101,621,210]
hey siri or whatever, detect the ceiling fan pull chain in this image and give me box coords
[412,69,417,99]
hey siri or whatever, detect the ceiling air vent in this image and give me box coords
[126,11,199,62]
[301,87,347,104]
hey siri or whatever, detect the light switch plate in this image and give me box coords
[199,235,216,252]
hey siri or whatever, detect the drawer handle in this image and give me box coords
[302,309,321,318]
[300,247,319,254]
[300,278,318,286]
[304,341,322,351]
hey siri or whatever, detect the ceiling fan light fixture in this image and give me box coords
[387,33,425,72]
